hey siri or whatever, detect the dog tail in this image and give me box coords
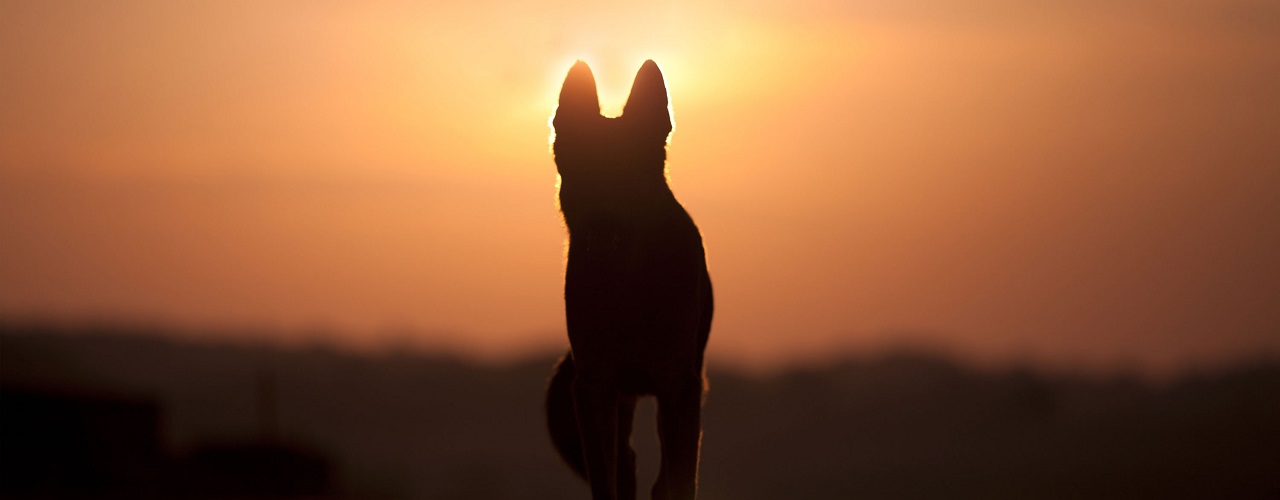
[546,351,587,480]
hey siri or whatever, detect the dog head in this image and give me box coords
[552,60,673,207]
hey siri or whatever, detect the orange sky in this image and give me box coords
[2,0,1278,375]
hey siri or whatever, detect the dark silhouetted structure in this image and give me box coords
[1,333,334,499]
[1,388,165,497]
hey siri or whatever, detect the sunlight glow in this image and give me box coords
[3,0,1276,376]
[545,57,679,150]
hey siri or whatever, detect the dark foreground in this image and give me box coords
[2,325,1277,499]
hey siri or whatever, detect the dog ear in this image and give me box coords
[553,60,601,131]
[622,60,672,137]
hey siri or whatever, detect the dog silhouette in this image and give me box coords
[545,60,714,500]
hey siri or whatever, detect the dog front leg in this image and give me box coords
[617,395,639,500]
[652,381,702,500]
[574,379,620,500]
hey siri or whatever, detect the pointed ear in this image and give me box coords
[622,60,672,137]
[553,60,601,131]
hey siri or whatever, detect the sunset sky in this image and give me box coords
[2,0,1278,375]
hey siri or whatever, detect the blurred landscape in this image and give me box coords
[3,323,1277,499]
[3,2,1278,498]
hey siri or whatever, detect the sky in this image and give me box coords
[2,0,1278,375]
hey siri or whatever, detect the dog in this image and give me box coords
[545,60,714,500]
